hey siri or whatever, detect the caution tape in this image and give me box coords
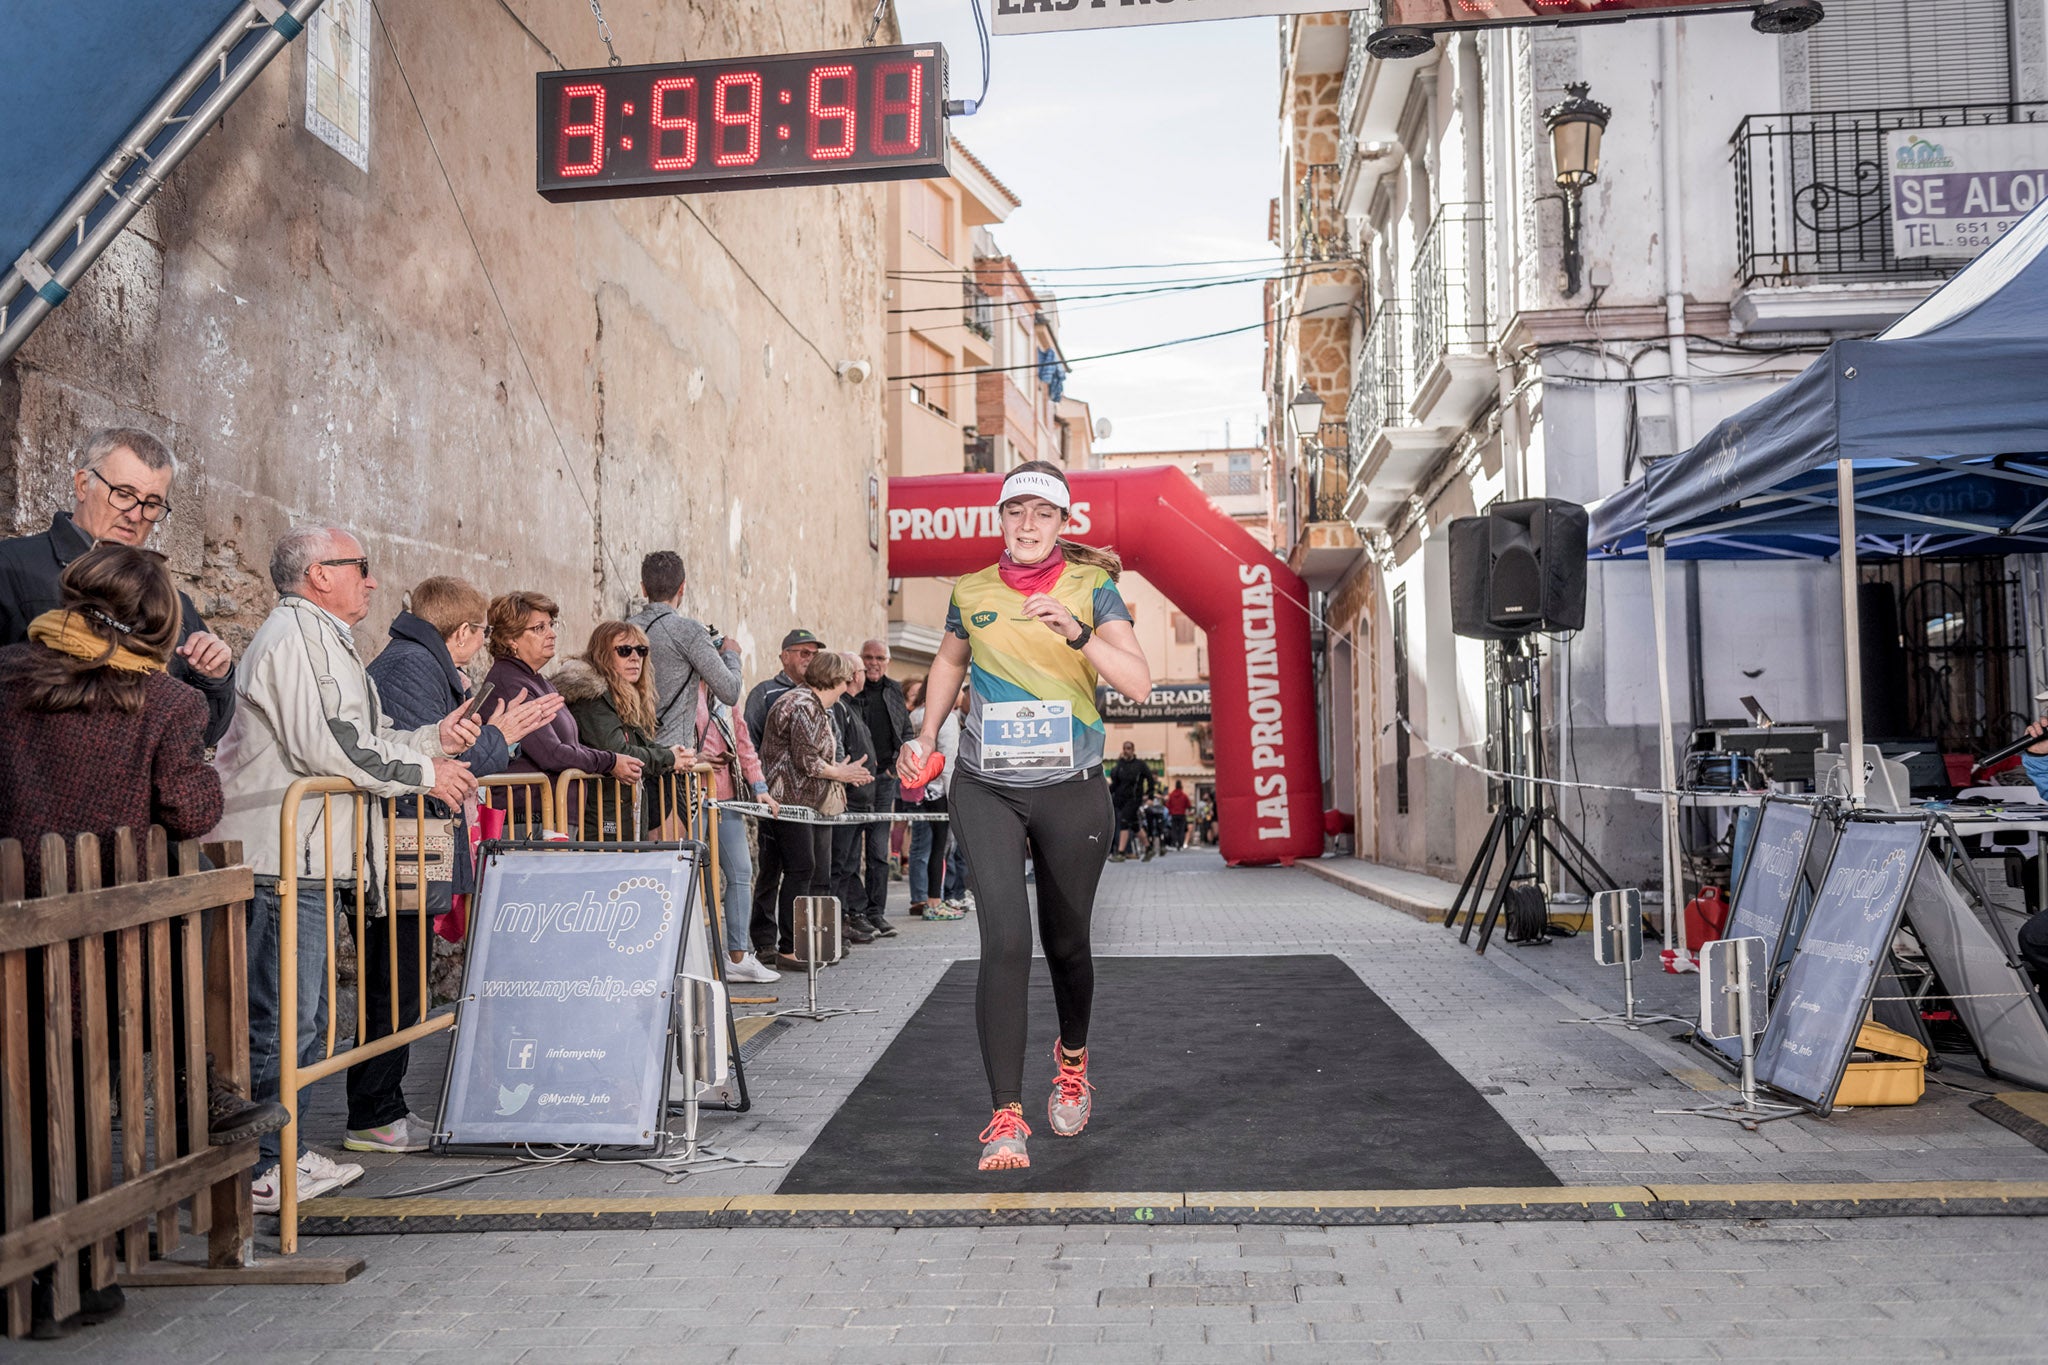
[1391,716,1700,800]
[710,800,949,826]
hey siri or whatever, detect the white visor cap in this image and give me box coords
[995,469,1071,511]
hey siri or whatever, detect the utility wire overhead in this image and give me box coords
[887,304,1342,384]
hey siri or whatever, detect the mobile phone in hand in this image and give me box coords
[458,680,497,725]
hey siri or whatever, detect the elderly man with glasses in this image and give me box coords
[0,427,237,742]
[209,525,482,1213]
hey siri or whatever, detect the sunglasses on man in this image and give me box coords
[317,557,371,577]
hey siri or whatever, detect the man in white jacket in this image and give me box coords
[211,526,479,1209]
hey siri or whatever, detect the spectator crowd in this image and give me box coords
[0,427,971,1339]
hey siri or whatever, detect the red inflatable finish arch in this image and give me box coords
[887,469,1323,867]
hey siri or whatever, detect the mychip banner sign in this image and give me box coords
[991,0,1338,36]
[1888,124,2048,259]
[439,845,702,1148]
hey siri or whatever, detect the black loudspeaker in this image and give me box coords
[1448,498,1589,639]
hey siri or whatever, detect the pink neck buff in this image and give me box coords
[998,547,1066,597]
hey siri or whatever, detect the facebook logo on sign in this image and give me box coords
[508,1038,538,1071]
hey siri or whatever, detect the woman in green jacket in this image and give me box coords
[556,620,693,838]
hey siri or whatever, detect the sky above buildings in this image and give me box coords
[893,2,1283,454]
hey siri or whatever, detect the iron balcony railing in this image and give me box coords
[1348,301,1408,476]
[1306,436,1350,523]
[1336,14,1374,164]
[964,284,994,340]
[1732,101,2048,286]
[1200,468,1267,499]
[1411,202,1489,385]
[1294,163,1352,263]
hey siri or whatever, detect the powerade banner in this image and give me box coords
[440,846,699,1147]
[1755,819,1924,1109]
[1889,124,2048,260]
[1096,681,1209,723]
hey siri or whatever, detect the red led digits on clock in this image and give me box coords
[556,82,606,178]
[650,76,698,170]
[807,64,856,161]
[870,60,922,156]
[712,71,763,167]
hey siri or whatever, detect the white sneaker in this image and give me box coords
[251,1149,366,1214]
[344,1111,434,1153]
[727,954,780,984]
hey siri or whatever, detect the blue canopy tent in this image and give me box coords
[1584,200,2048,934]
[0,2,322,363]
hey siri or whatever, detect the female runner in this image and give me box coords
[896,460,1151,1171]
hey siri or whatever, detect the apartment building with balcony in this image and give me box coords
[1270,1,2048,887]
[885,140,1091,669]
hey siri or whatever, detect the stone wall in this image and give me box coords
[0,0,891,665]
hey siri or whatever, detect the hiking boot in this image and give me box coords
[977,1106,1032,1171]
[207,1055,290,1146]
[1047,1044,1093,1138]
[865,914,899,938]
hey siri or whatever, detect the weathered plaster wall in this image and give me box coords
[0,0,890,665]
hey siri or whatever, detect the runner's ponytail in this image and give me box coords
[1055,538,1122,582]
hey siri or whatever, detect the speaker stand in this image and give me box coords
[1444,638,1622,954]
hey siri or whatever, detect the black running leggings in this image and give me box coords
[948,769,1114,1109]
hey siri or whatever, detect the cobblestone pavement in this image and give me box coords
[38,850,2048,1360]
[40,1214,2048,1361]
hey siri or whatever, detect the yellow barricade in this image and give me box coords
[272,771,554,1254]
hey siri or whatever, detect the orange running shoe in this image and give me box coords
[977,1106,1032,1170]
[1048,1044,1093,1137]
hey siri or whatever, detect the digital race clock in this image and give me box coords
[536,44,950,202]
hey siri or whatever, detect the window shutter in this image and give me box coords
[1807,0,2012,110]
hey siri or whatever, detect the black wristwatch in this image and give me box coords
[1067,621,1092,651]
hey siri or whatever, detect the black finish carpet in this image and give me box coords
[778,954,1558,1194]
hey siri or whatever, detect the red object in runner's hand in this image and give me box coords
[902,749,946,802]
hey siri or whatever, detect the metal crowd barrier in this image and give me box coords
[0,827,362,1330]
[559,765,727,962]
[271,772,551,1254]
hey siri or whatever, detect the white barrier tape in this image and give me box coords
[710,800,950,826]
[1391,716,1698,800]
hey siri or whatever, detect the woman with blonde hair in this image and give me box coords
[556,620,694,838]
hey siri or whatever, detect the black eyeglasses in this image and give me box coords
[613,644,650,659]
[317,557,371,577]
[88,468,172,522]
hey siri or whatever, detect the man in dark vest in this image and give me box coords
[0,427,236,743]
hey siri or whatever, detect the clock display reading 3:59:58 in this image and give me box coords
[536,44,951,201]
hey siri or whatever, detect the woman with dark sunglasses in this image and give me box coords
[556,620,694,838]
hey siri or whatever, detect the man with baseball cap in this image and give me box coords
[745,628,826,963]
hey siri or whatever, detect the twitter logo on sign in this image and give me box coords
[497,1082,534,1116]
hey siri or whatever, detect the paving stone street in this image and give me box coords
[39,850,2048,1362]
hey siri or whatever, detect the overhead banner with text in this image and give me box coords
[1889,124,2048,260]
[991,0,1337,36]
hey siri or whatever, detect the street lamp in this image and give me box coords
[1542,82,1612,298]
[1288,383,1324,437]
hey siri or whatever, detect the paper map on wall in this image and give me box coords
[305,0,370,171]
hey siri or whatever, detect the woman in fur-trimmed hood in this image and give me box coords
[557,620,693,837]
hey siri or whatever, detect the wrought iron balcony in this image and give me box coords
[1348,301,1408,473]
[1410,202,1489,384]
[1732,101,2048,286]
[1305,436,1350,523]
[1293,163,1353,264]
[1336,15,1374,159]
[963,284,994,340]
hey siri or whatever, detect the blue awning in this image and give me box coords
[1,3,264,329]
[1589,200,2048,562]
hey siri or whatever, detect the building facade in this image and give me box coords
[1,0,898,666]
[883,142,1088,674]
[1270,1,2048,887]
